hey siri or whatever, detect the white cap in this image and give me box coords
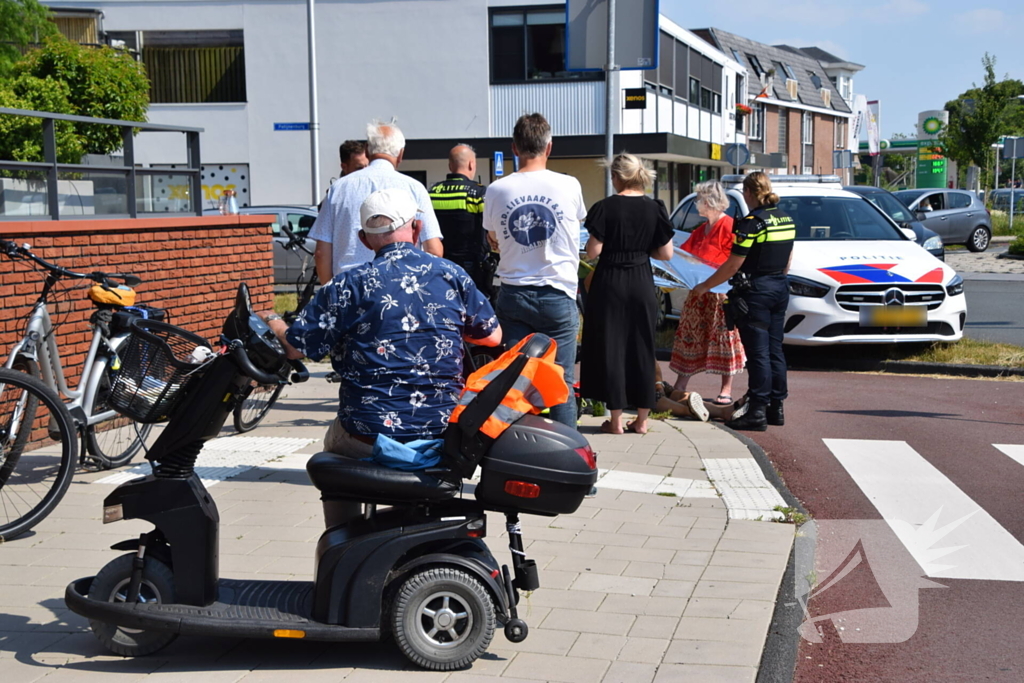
[360,188,419,234]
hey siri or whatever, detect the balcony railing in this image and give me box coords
[0,108,203,220]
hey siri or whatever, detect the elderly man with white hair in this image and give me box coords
[264,188,501,458]
[311,120,444,283]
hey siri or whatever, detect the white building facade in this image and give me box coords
[42,0,746,212]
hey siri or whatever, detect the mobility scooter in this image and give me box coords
[66,284,598,670]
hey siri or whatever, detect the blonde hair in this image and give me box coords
[604,152,655,191]
[694,180,728,212]
[743,171,779,207]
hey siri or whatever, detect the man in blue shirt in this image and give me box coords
[265,188,501,458]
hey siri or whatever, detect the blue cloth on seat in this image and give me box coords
[369,435,443,471]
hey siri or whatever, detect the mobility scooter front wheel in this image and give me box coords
[87,554,179,656]
[391,566,496,671]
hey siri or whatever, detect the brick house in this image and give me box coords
[692,28,858,179]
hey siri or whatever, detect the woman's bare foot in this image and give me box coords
[626,420,648,434]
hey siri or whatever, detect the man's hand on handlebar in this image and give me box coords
[259,311,304,360]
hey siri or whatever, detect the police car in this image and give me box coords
[662,175,967,346]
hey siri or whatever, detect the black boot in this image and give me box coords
[726,403,767,431]
[767,400,784,426]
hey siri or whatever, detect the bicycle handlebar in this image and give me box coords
[278,223,314,256]
[0,238,142,288]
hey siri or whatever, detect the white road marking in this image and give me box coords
[994,444,1024,468]
[824,439,1024,582]
[92,436,318,487]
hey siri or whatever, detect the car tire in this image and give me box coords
[966,226,991,252]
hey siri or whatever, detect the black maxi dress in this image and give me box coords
[579,194,675,411]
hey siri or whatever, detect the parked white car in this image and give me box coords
[663,176,967,346]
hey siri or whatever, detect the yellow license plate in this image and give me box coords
[860,306,927,327]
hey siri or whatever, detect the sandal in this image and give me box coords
[599,420,623,435]
[713,394,733,405]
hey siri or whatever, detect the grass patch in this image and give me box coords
[889,338,1024,368]
[773,505,809,525]
[274,293,297,316]
[1010,236,1024,256]
[649,410,673,420]
[656,491,677,497]
[989,211,1023,238]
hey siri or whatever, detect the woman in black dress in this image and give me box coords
[580,153,675,434]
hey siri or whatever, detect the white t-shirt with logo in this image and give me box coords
[482,170,586,299]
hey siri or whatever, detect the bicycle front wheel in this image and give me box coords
[84,361,153,469]
[233,382,283,433]
[0,367,77,542]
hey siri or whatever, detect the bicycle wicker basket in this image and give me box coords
[108,318,211,423]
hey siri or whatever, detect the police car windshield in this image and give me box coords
[777,196,903,241]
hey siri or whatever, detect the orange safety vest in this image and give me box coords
[451,336,569,439]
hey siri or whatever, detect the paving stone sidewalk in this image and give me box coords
[0,366,795,683]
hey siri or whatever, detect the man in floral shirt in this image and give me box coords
[265,188,501,458]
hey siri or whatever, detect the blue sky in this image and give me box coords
[662,0,1024,139]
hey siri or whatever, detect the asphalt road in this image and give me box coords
[739,370,1024,683]
[963,274,1024,346]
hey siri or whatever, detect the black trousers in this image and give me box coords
[736,274,789,407]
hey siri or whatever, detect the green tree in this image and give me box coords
[942,54,1024,182]
[14,37,150,154]
[0,36,149,163]
[0,0,58,77]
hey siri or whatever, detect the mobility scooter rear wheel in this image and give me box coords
[87,554,178,656]
[391,566,496,670]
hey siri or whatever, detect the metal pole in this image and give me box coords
[603,0,617,197]
[307,0,321,206]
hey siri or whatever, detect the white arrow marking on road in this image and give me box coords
[994,444,1024,468]
[824,439,1024,582]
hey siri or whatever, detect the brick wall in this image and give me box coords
[813,114,837,175]
[1,215,274,388]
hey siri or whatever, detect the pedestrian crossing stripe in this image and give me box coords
[824,439,1024,582]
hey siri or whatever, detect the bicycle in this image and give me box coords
[0,239,158,470]
[231,222,317,433]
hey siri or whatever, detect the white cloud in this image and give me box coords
[953,8,1009,33]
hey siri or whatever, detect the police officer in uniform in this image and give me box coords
[429,145,492,296]
[691,172,795,431]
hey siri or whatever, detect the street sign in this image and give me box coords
[832,150,854,169]
[273,122,310,131]
[916,141,947,189]
[724,143,750,168]
[566,0,659,71]
[624,88,647,109]
[494,151,504,177]
[1002,138,1024,159]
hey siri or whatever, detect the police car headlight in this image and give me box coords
[945,274,965,297]
[788,275,830,298]
[923,235,943,251]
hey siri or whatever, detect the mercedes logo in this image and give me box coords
[883,288,906,307]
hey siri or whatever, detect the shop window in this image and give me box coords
[689,77,700,106]
[489,8,602,83]
[142,30,246,103]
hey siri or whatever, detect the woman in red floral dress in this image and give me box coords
[669,181,746,403]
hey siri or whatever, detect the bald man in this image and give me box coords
[429,144,492,295]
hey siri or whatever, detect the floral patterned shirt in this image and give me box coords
[286,242,498,440]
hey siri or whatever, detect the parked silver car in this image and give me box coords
[204,205,317,284]
[892,189,992,252]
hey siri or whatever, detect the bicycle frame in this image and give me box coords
[5,300,123,428]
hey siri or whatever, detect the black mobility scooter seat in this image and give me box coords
[306,452,459,505]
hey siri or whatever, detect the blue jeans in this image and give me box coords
[496,284,579,428]
[736,274,789,407]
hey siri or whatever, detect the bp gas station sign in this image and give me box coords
[916,110,948,189]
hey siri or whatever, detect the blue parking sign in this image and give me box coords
[494,151,504,177]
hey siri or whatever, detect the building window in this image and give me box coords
[747,54,765,78]
[141,30,246,103]
[750,103,764,140]
[736,75,745,104]
[489,8,602,83]
[783,64,797,81]
[779,110,788,151]
[835,119,846,149]
[658,30,673,94]
[701,87,711,110]
[808,71,822,90]
[803,111,814,144]
[731,49,744,67]
[712,92,721,114]
[689,77,700,106]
